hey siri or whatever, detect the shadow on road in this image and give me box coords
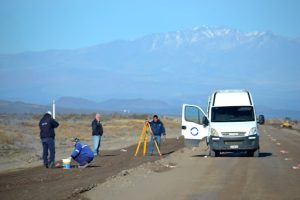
[259,152,272,157]
[162,151,175,156]
[191,154,207,157]
[87,165,101,168]
[219,151,273,157]
[191,152,272,158]
[100,154,119,157]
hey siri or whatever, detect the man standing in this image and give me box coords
[39,111,59,168]
[149,115,166,156]
[70,138,94,168]
[91,113,103,156]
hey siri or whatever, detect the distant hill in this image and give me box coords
[256,105,300,120]
[0,97,179,115]
[0,26,299,111]
[0,100,49,113]
[55,97,99,111]
[56,96,178,115]
[0,100,96,114]
[1,98,300,119]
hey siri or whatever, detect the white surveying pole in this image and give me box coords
[52,100,56,119]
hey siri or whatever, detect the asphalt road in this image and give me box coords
[86,125,300,200]
[183,125,300,200]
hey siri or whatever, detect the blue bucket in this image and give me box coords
[63,163,71,169]
[62,158,71,169]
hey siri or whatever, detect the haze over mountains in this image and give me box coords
[0,26,299,117]
[0,96,299,118]
[0,97,176,115]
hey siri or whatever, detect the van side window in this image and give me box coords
[185,106,204,125]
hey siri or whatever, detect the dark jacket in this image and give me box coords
[39,114,59,139]
[91,119,103,136]
[149,120,166,136]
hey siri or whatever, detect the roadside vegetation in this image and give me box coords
[0,113,181,172]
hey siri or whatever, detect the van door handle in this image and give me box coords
[182,126,187,130]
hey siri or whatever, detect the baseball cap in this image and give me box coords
[71,137,80,142]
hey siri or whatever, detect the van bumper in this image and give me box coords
[184,139,201,148]
[209,136,259,151]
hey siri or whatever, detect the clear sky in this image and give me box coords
[0,0,299,53]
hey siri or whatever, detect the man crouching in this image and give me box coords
[71,138,94,168]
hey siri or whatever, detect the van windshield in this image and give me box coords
[211,106,255,122]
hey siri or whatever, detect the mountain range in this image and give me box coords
[0,26,299,117]
[1,97,300,119]
[55,96,176,114]
[0,97,178,115]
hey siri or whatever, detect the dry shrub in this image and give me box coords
[0,113,181,146]
[0,129,23,145]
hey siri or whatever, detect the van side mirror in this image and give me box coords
[258,115,265,125]
[203,116,209,127]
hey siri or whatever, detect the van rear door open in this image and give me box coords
[182,104,208,147]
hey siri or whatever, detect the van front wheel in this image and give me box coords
[253,149,260,157]
[210,150,216,157]
[248,149,260,157]
[209,148,219,157]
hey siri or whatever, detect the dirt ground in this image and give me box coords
[0,137,184,200]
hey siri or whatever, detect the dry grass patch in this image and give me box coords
[0,128,23,145]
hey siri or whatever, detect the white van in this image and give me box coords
[181,90,265,157]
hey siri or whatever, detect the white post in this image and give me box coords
[52,100,56,119]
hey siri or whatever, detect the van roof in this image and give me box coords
[212,90,252,107]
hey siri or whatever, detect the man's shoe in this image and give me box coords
[79,163,90,169]
[48,162,55,168]
[44,164,49,168]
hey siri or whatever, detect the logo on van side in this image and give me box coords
[190,127,199,136]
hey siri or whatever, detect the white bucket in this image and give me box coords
[62,158,71,169]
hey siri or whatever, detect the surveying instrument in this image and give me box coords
[134,120,162,156]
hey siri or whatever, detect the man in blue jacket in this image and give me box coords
[39,111,59,168]
[71,138,94,168]
[149,115,166,156]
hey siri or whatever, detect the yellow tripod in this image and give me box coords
[134,121,162,156]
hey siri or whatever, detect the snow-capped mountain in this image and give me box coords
[138,26,278,50]
[0,26,299,116]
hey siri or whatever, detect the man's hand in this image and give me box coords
[163,135,167,142]
[145,116,150,122]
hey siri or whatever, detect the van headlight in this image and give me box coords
[248,127,257,136]
[211,128,219,136]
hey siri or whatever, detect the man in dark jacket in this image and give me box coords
[91,113,103,156]
[39,111,59,168]
[149,115,166,156]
